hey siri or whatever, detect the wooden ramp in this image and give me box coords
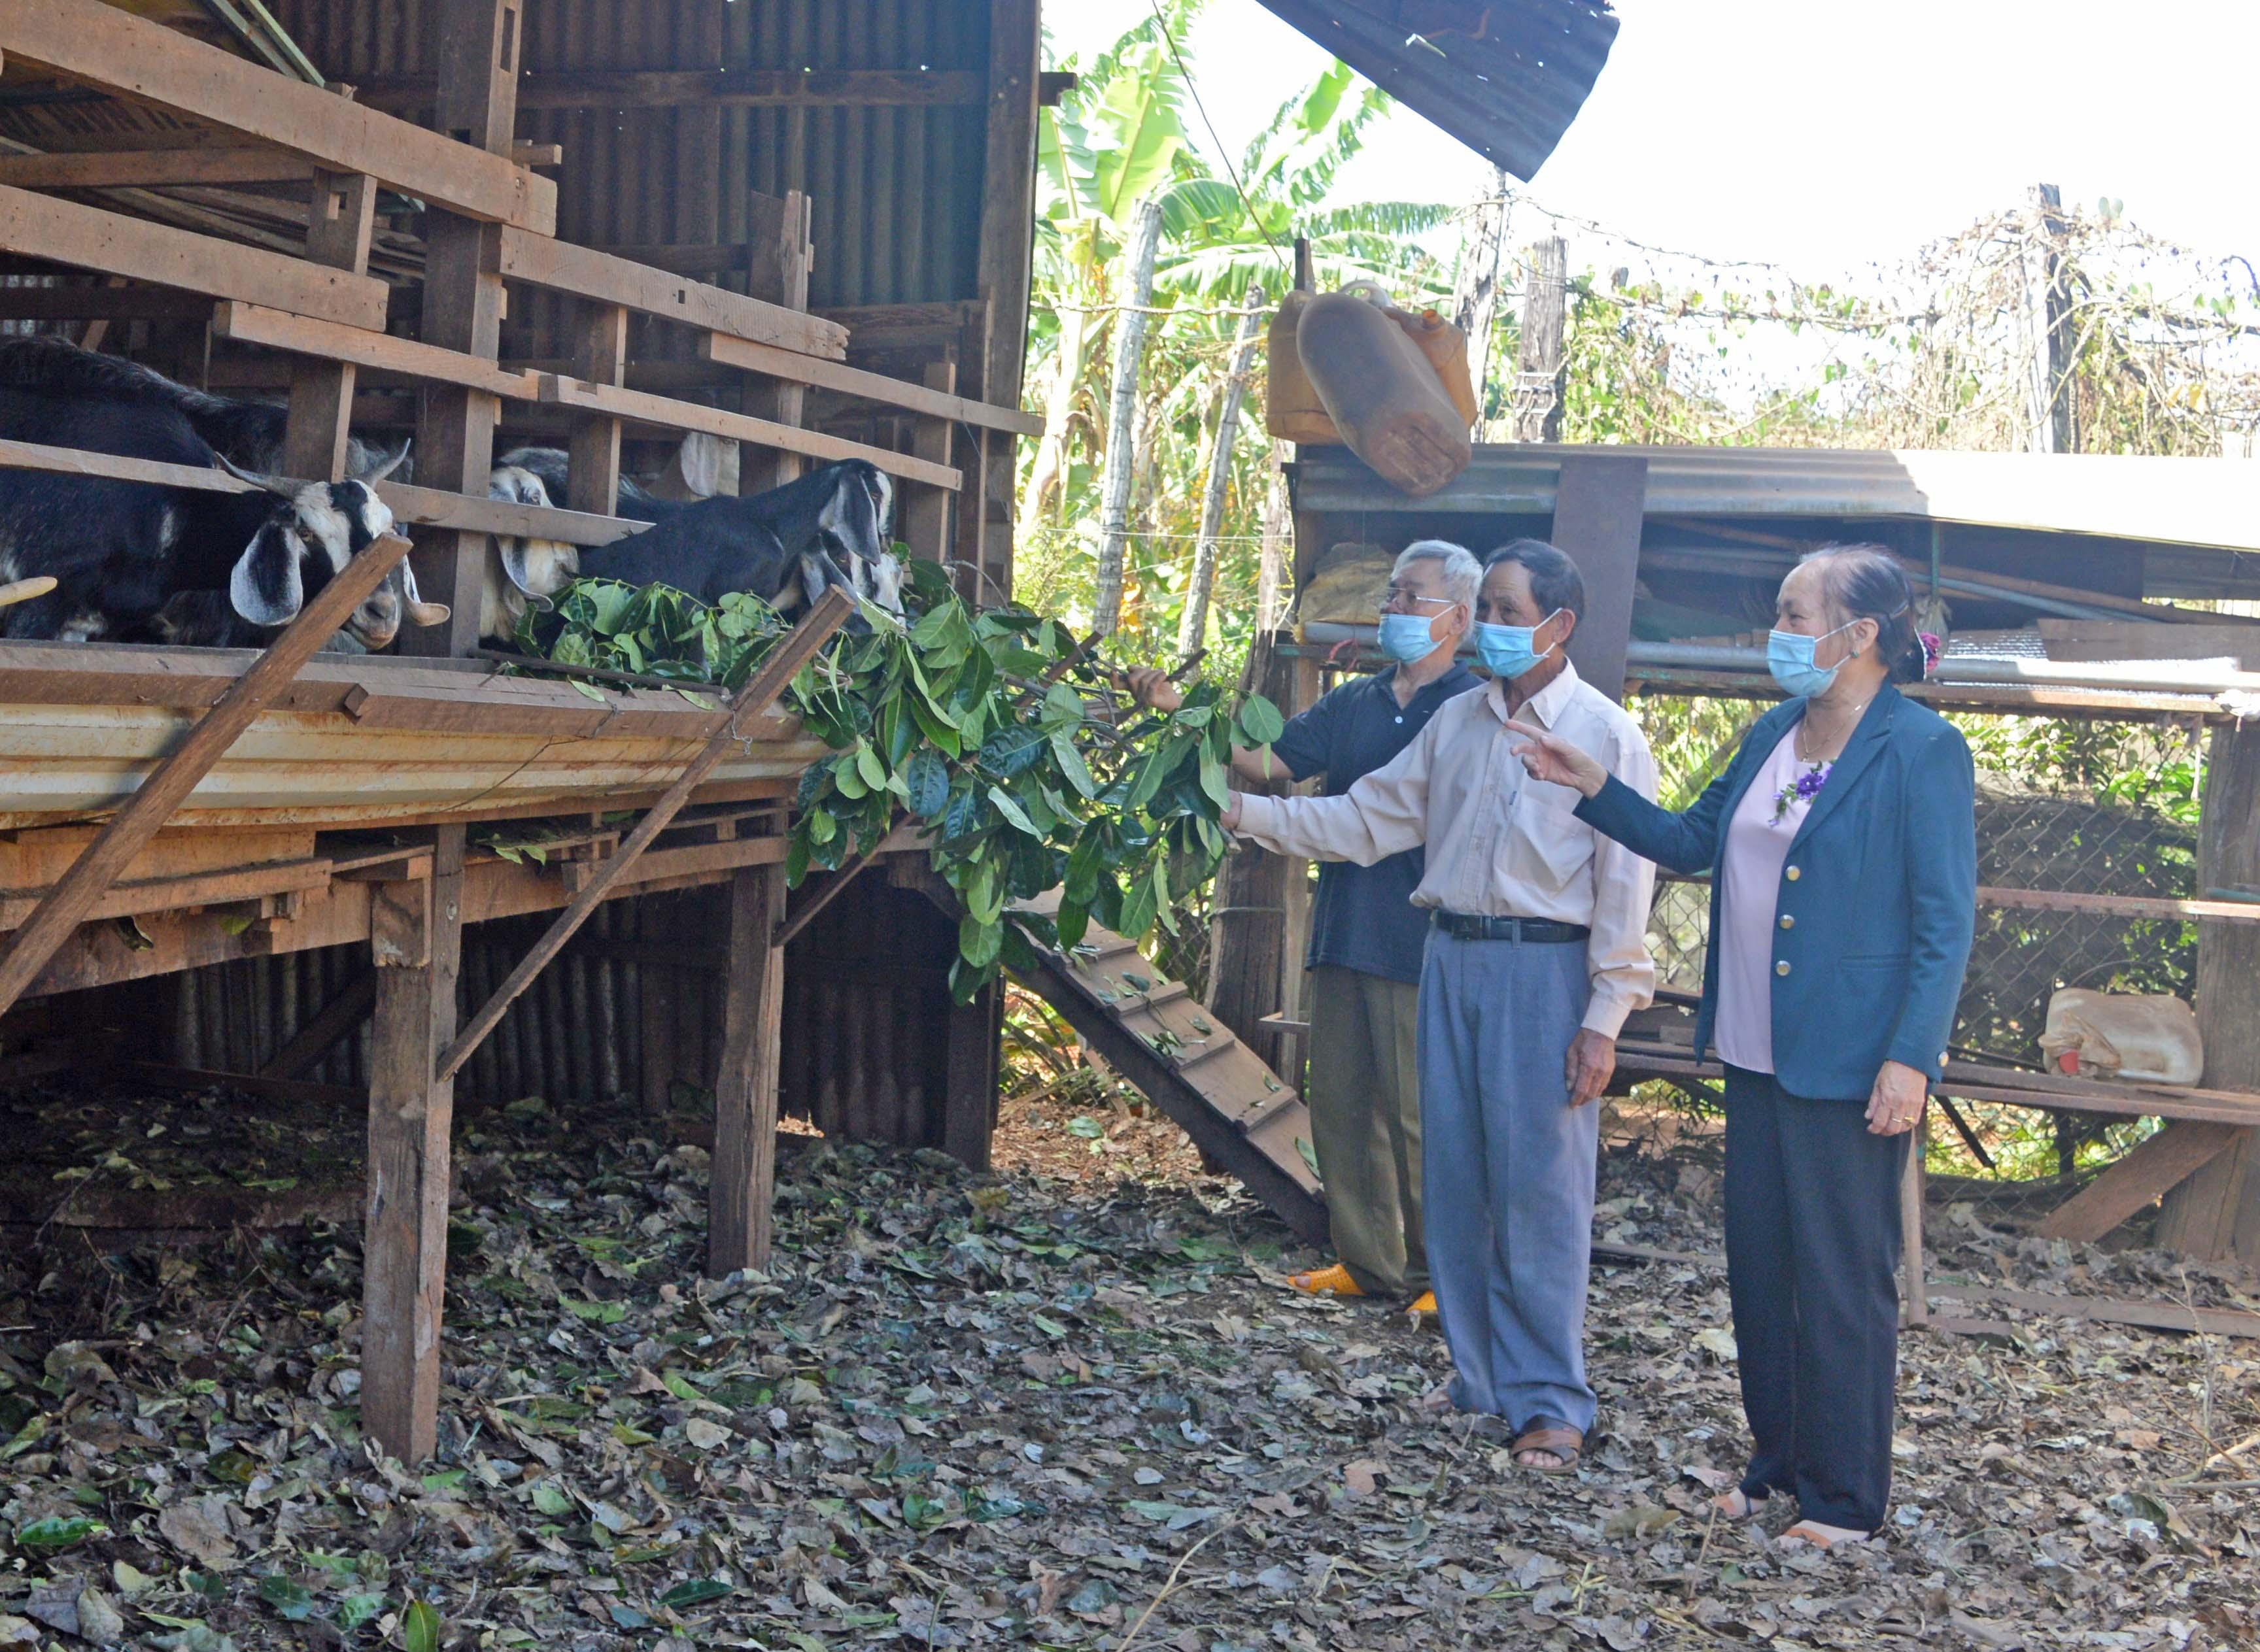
[1010,897,1327,1245]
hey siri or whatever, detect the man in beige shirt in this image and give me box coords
[1222,540,1658,1472]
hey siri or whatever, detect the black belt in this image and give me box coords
[1432,911,1590,944]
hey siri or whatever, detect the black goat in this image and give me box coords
[481,459,904,639]
[494,445,684,525]
[0,335,406,481]
[0,388,422,647]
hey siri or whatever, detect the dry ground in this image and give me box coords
[0,1074,2255,1651]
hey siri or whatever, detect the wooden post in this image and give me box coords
[1178,287,1266,662]
[954,304,997,601]
[1203,628,1298,1071]
[1256,441,1292,631]
[1513,235,1567,444]
[739,189,812,497]
[362,831,466,1463]
[2157,722,2260,1261]
[1551,451,1647,701]
[2033,182,2074,456]
[566,303,628,516]
[903,361,957,564]
[403,0,522,659]
[974,0,1042,601]
[708,864,787,1275]
[1450,169,1511,439]
[281,170,378,481]
[1091,195,1164,636]
[942,979,1001,1172]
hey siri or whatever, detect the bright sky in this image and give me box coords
[1047,1,2260,282]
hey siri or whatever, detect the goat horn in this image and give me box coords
[212,452,299,497]
[365,439,411,484]
[0,575,57,609]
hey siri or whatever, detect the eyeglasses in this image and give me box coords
[1381,584,1458,613]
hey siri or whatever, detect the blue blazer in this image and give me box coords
[1575,685,1976,1102]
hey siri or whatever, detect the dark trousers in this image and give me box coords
[1724,1066,1908,1532]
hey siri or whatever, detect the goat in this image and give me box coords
[493,445,684,525]
[0,335,407,481]
[479,459,904,641]
[0,388,428,648]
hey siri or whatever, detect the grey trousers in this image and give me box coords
[1305,965,1426,1296]
[1418,927,1599,1431]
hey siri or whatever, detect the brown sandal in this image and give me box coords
[1511,1419,1584,1474]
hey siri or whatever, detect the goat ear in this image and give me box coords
[864,467,895,535]
[230,522,305,626]
[496,536,577,599]
[676,432,726,498]
[365,440,410,484]
[797,552,833,613]
[400,556,451,627]
[213,452,299,499]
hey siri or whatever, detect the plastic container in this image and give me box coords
[1265,289,1339,443]
[1393,306,1480,427]
[1295,290,1472,496]
[2038,988,2205,1085]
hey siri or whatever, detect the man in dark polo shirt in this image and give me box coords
[1128,539,1481,1309]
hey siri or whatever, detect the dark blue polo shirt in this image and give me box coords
[1269,663,1481,985]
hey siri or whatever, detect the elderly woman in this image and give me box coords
[1509,544,1975,1549]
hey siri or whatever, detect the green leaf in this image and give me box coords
[959,915,1003,970]
[570,677,610,704]
[1235,693,1286,746]
[1065,1115,1104,1139]
[903,750,950,818]
[805,807,837,845]
[979,724,1048,777]
[657,1579,734,1611]
[402,1600,443,1652]
[562,1298,626,1324]
[986,786,1040,838]
[1050,729,1099,800]
[530,1481,574,1517]
[14,1515,105,1553]
[259,1576,317,1622]
[1197,747,1230,809]
[334,1594,385,1632]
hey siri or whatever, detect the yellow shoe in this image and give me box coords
[1407,1291,1437,1316]
[1288,1263,1364,1296]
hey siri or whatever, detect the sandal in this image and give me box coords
[1711,1488,1768,1520]
[1511,1419,1584,1474]
[1776,1519,1871,1551]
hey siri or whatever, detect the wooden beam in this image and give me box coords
[0,0,555,231]
[976,0,1041,601]
[1552,451,1648,701]
[566,303,628,516]
[216,302,539,400]
[281,171,379,482]
[2036,1121,2245,1244]
[943,979,1001,1171]
[737,188,811,497]
[903,361,956,562]
[356,67,984,113]
[0,535,412,1023]
[538,373,961,492]
[496,227,846,360]
[1978,885,2260,925]
[0,146,315,189]
[435,588,855,1083]
[702,329,1042,436]
[0,183,386,329]
[0,286,211,322]
[379,479,639,548]
[259,969,377,1081]
[708,864,787,1275]
[361,828,466,1463]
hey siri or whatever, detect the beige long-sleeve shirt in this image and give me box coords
[1233,660,1660,1037]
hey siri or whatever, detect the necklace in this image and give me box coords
[1796,694,1872,764]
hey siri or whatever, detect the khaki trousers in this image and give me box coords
[1305,964,1427,1296]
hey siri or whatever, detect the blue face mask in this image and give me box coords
[1475,611,1562,681]
[1377,610,1445,664]
[1766,619,1860,698]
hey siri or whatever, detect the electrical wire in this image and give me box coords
[1146,0,1291,277]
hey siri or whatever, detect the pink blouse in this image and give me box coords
[1714,726,1826,1073]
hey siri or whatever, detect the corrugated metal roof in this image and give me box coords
[1250,0,1618,179]
[1293,443,2260,554]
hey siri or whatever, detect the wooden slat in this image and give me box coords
[538,372,960,492]
[0,535,413,1022]
[496,227,846,359]
[2035,1120,2246,1243]
[214,301,541,398]
[0,146,314,189]
[708,864,787,1276]
[259,969,377,1081]
[435,588,855,1083]
[1927,1279,2260,1340]
[356,67,984,112]
[0,184,386,329]
[379,480,642,549]
[1979,885,2260,924]
[702,330,1044,435]
[0,0,556,232]
[0,856,332,930]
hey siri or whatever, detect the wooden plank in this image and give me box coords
[496,227,847,360]
[1978,885,2260,924]
[976,0,1042,601]
[1552,451,1647,701]
[738,189,812,497]
[1203,632,1297,1071]
[379,479,641,549]
[2159,721,2260,1262]
[903,361,957,562]
[0,287,211,322]
[0,857,332,930]
[2037,620,2260,670]
[538,373,961,492]
[356,67,985,112]
[282,171,379,483]
[2036,1121,2245,1243]
[214,301,541,399]
[0,146,315,189]
[944,979,1001,1171]
[702,329,1043,435]
[557,835,788,894]
[436,588,855,1083]
[130,1062,360,1109]
[0,183,386,329]
[821,299,991,348]
[0,535,412,1023]
[361,828,467,1463]
[566,303,628,516]
[260,969,377,1081]
[1927,1279,2260,1341]
[0,0,555,232]
[708,864,787,1276]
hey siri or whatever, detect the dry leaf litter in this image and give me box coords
[0,1073,2255,1652]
